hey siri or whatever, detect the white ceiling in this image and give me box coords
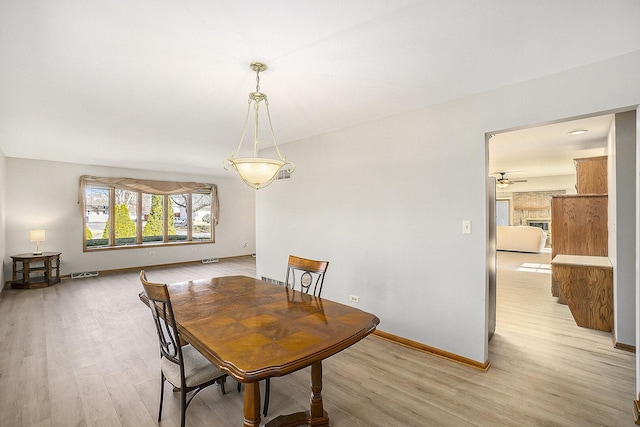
[489,113,613,181]
[1,1,639,176]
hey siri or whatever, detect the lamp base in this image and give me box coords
[33,251,42,255]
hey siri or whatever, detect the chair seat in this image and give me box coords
[141,270,228,427]
[161,344,225,388]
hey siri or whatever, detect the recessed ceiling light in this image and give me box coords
[567,129,588,135]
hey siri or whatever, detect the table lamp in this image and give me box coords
[29,229,45,255]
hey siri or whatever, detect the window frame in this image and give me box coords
[80,176,217,252]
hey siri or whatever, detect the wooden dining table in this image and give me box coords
[143,275,379,427]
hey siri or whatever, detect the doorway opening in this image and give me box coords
[486,108,637,353]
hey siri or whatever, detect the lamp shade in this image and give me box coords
[231,158,286,189]
[29,229,46,242]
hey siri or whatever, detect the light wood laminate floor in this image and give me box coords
[0,252,635,426]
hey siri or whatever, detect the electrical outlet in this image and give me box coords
[349,295,359,303]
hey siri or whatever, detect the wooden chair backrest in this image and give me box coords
[285,255,329,297]
[139,270,182,365]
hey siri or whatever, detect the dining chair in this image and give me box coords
[139,270,228,427]
[285,255,330,296]
[263,255,329,416]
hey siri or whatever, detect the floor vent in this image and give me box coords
[71,271,99,279]
[201,258,219,264]
[261,276,285,286]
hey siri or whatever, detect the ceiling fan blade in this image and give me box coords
[493,172,527,185]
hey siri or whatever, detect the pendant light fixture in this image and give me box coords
[224,62,295,189]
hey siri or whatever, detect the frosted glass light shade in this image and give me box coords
[231,158,285,189]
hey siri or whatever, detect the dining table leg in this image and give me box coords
[309,361,327,422]
[243,381,261,427]
[265,361,330,427]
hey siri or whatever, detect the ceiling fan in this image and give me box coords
[495,172,527,188]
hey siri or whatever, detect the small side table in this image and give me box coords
[11,252,62,289]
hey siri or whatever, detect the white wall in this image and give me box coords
[0,148,5,289]
[608,120,618,338]
[3,158,256,279]
[637,111,640,402]
[255,50,640,366]
[609,111,637,346]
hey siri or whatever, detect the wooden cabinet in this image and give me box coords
[550,156,610,332]
[550,194,608,300]
[11,252,61,289]
[574,156,607,194]
[551,255,612,332]
[551,194,608,259]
